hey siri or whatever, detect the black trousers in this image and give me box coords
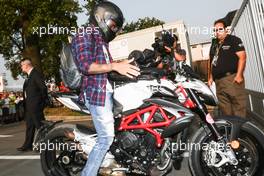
[22,112,43,148]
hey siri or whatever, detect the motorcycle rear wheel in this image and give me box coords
[40,125,87,176]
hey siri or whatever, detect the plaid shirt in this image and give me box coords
[71,27,112,106]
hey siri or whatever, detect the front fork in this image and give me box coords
[187,89,222,141]
[187,89,238,166]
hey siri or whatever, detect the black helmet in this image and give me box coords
[90,1,124,43]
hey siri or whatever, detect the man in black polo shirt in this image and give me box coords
[208,19,247,118]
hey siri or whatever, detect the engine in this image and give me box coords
[110,131,159,172]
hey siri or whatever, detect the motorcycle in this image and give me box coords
[39,30,264,176]
[38,64,264,176]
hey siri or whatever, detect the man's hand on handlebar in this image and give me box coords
[111,58,141,79]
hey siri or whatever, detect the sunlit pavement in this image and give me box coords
[0,121,44,176]
[0,121,191,176]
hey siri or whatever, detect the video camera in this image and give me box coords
[151,30,178,67]
[151,30,178,55]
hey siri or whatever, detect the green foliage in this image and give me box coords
[0,0,164,82]
[83,0,105,14]
[122,17,165,34]
[0,0,81,81]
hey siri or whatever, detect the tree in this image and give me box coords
[122,17,165,34]
[0,0,81,81]
[82,0,104,28]
[84,0,105,13]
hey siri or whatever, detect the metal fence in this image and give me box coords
[231,0,264,123]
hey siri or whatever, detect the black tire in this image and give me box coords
[189,116,264,176]
[40,124,92,176]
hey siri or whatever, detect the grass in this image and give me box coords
[44,106,86,116]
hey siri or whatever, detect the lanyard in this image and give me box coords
[212,43,223,67]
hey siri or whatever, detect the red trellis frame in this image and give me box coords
[118,104,176,147]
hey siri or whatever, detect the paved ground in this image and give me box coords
[0,122,45,176]
[0,121,192,176]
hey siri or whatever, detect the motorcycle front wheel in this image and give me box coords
[189,116,264,176]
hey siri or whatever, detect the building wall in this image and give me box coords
[192,60,209,82]
[0,75,4,92]
[190,42,211,62]
[0,57,24,92]
[190,42,211,81]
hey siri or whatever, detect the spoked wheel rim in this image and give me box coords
[44,136,86,176]
[200,124,260,176]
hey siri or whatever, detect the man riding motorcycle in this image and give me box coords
[69,1,140,176]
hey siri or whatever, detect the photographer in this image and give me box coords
[160,34,200,80]
[152,32,176,71]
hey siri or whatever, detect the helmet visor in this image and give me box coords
[105,18,122,33]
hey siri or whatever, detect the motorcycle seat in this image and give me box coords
[113,99,123,116]
[70,98,89,111]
